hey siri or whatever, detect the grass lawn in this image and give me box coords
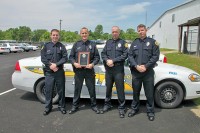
[165,52,200,74]
[160,48,177,52]
[164,52,200,108]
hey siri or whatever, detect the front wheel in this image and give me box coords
[154,81,184,109]
[35,79,59,104]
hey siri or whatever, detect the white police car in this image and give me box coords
[12,45,200,108]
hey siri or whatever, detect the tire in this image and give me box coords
[35,79,59,104]
[154,81,184,109]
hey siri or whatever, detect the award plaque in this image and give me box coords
[78,52,90,66]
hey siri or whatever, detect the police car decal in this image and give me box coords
[169,72,178,75]
[24,66,133,95]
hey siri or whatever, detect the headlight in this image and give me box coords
[188,73,200,82]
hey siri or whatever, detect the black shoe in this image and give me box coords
[43,108,52,116]
[147,113,155,121]
[92,106,100,114]
[119,110,125,118]
[128,109,138,117]
[59,108,67,114]
[69,107,78,114]
[102,105,112,113]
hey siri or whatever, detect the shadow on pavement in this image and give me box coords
[20,92,39,103]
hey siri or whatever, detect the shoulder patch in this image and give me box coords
[155,41,159,46]
[125,43,128,48]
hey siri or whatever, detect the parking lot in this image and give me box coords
[0,51,200,133]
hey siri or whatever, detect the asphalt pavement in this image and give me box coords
[0,51,200,133]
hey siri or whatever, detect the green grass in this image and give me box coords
[165,52,200,74]
[160,48,176,52]
[164,52,200,108]
[193,98,200,108]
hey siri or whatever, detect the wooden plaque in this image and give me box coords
[78,52,90,66]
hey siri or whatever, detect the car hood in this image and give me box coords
[157,62,199,74]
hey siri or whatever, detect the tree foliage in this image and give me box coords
[0,25,139,43]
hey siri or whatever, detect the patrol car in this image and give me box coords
[12,45,200,109]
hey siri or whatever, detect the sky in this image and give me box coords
[0,0,191,33]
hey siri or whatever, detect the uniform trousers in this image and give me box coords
[131,68,155,114]
[104,65,125,110]
[72,68,97,108]
[44,69,66,110]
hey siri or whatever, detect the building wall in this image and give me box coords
[147,0,200,50]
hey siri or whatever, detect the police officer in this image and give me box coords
[41,29,68,115]
[128,24,160,121]
[69,27,100,114]
[101,26,128,118]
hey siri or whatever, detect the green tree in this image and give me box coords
[126,28,135,34]
[4,28,15,40]
[94,24,103,39]
[102,33,111,40]
[32,29,48,42]
[124,28,139,40]
[40,31,50,42]
[119,30,125,39]
[94,24,103,34]
[0,30,5,40]
[18,26,32,42]
[61,31,80,42]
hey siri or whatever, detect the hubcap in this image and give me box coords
[160,86,177,103]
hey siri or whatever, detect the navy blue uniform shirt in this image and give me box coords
[101,38,128,65]
[69,40,100,66]
[128,37,160,69]
[41,41,68,69]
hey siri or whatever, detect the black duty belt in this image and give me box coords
[114,62,124,66]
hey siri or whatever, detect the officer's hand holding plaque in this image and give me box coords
[78,52,90,67]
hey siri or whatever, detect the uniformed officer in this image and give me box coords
[69,27,100,114]
[101,26,128,118]
[41,29,68,115]
[128,24,160,121]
